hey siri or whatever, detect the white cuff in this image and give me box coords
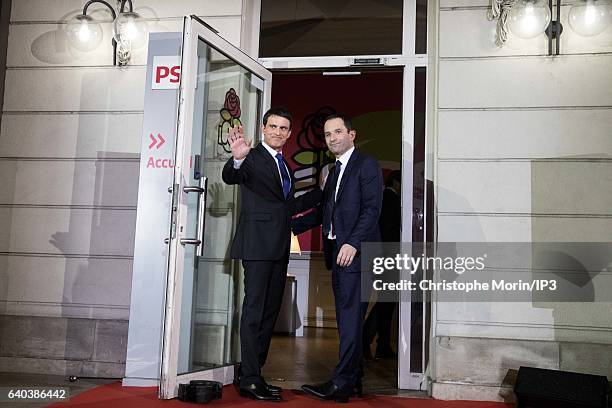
[233,158,245,169]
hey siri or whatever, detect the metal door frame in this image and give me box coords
[250,0,431,391]
[159,15,272,399]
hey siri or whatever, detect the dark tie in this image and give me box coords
[275,153,291,199]
[323,160,342,236]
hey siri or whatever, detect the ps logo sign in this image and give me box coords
[152,56,181,90]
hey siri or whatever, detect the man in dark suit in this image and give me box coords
[222,107,322,402]
[296,114,383,403]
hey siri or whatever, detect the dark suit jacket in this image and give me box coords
[293,149,383,271]
[222,143,322,261]
[379,187,401,242]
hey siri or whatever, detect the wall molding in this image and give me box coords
[438,212,612,218]
[440,52,612,62]
[437,158,612,162]
[0,356,126,378]
[0,251,132,259]
[0,300,130,320]
[439,105,612,112]
[2,110,144,115]
[10,15,242,25]
[435,321,612,344]
[0,204,137,210]
[0,157,140,162]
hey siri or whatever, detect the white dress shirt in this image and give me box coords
[233,141,290,191]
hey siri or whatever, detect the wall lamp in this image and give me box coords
[66,0,148,66]
[488,0,612,55]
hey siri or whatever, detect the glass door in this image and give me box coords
[160,16,272,399]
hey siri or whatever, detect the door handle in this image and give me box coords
[178,177,208,256]
[180,238,201,245]
[196,177,208,256]
[183,186,204,193]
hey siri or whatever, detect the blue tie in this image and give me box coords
[275,153,291,199]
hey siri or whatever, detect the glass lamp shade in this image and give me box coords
[66,14,103,52]
[507,0,552,39]
[569,0,612,37]
[113,12,148,48]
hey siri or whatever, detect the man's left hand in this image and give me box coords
[336,244,357,267]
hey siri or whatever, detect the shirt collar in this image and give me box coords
[335,146,355,167]
[261,141,281,158]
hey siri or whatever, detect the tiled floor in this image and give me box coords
[264,326,427,398]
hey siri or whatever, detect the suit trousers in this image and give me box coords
[239,257,288,386]
[330,241,369,391]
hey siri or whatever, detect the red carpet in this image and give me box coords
[48,382,512,407]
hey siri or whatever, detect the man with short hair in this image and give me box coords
[295,114,383,403]
[223,107,322,401]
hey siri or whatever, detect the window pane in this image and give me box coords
[176,38,262,375]
[415,0,428,54]
[411,66,427,373]
[260,0,403,57]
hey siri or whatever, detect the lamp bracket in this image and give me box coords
[83,0,116,19]
[545,20,563,40]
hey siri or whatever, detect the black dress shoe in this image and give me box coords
[239,383,282,401]
[263,381,282,395]
[234,368,282,396]
[301,381,350,403]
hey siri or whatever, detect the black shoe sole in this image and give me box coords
[239,389,282,402]
[301,386,324,400]
[302,386,350,403]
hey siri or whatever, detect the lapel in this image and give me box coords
[256,143,285,200]
[335,149,360,202]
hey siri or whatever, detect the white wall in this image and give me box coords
[432,0,612,401]
[0,0,243,376]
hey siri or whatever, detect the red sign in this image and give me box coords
[152,56,181,90]
[148,133,165,149]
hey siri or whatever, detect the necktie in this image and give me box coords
[330,160,342,203]
[325,160,342,236]
[275,153,291,199]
